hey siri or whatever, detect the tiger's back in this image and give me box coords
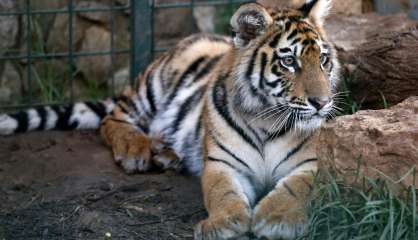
[139,34,233,174]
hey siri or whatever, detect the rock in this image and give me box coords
[325,13,417,51]
[325,14,418,109]
[46,9,89,53]
[0,0,19,55]
[109,67,129,94]
[334,18,418,109]
[154,0,194,39]
[76,26,112,85]
[257,0,373,15]
[193,6,216,33]
[317,97,418,188]
[0,62,21,104]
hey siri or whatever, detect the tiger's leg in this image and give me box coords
[100,113,153,173]
[251,171,315,240]
[100,93,180,173]
[194,161,252,240]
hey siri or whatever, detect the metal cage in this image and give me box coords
[0,0,253,110]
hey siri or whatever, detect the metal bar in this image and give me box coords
[0,6,131,16]
[153,0,252,9]
[26,0,32,106]
[68,0,75,102]
[0,50,131,61]
[191,0,196,32]
[110,2,116,96]
[131,0,153,84]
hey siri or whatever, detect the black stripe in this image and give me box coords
[302,39,315,46]
[287,29,298,40]
[279,47,292,53]
[207,156,239,172]
[245,34,272,79]
[211,135,253,172]
[137,95,153,118]
[213,74,261,152]
[51,105,78,130]
[272,136,311,174]
[191,55,223,84]
[265,79,281,88]
[271,64,283,78]
[194,113,203,141]
[259,52,268,90]
[298,0,318,17]
[10,111,28,133]
[285,21,292,32]
[145,71,157,113]
[171,86,206,135]
[269,32,282,48]
[291,158,317,172]
[36,107,47,130]
[291,38,301,46]
[245,46,261,79]
[85,102,107,119]
[283,182,297,198]
[166,56,207,105]
[117,103,130,115]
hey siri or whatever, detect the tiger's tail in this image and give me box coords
[0,100,117,136]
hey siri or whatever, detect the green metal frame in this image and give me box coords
[0,0,253,110]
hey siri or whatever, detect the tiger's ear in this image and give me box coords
[230,3,273,47]
[298,0,331,26]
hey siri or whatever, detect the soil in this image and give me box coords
[0,131,205,240]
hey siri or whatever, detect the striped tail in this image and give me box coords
[0,100,116,136]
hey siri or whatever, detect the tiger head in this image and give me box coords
[230,0,340,132]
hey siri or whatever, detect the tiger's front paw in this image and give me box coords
[194,210,251,240]
[251,196,307,240]
[101,119,153,174]
[112,132,153,174]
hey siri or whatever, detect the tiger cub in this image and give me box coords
[0,0,340,239]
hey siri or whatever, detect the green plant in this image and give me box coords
[298,169,417,240]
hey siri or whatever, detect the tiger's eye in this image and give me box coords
[320,54,329,66]
[281,56,295,67]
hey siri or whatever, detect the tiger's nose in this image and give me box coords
[308,97,330,110]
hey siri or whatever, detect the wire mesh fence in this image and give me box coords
[0,0,253,111]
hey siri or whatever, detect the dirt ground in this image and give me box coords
[0,131,205,240]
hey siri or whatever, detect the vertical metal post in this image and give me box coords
[410,0,418,19]
[26,0,32,106]
[110,2,116,96]
[68,0,75,102]
[131,0,153,84]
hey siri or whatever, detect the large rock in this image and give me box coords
[257,0,373,15]
[317,97,418,188]
[327,14,418,109]
[77,26,112,85]
[325,13,417,51]
[0,0,19,55]
[0,62,21,104]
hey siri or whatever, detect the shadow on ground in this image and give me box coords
[0,131,205,240]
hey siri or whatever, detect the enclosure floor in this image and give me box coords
[0,131,204,240]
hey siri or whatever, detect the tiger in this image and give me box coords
[0,0,340,239]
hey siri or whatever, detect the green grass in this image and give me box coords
[298,170,417,240]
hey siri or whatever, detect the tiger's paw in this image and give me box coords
[150,138,182,171]
[101,120,153,173]
[251,197,307,240]
[194,211,251,240]
[112,132,153,174]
